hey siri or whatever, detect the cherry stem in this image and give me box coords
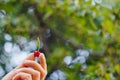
[37,37,40,52]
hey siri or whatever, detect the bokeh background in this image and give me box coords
[0,0,120,80]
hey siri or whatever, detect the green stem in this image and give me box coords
[37,37,40,51]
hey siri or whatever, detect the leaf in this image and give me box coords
[115,64,120,74]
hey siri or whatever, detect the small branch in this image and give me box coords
[51,28,83,49]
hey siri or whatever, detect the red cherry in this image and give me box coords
[34,51,40,57]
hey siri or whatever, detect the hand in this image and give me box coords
[2,53,47,80]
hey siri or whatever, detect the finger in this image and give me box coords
[2,70,16,80]
[15,68,40,80]
[25,53,35,60]
[12,72,32,80]
[18,60,45,78]
[16,53,35,69]
[39,53,47,71]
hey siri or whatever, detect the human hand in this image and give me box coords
[2,53,47,80]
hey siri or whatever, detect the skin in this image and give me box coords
[2,53,47,80]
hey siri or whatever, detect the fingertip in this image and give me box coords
[39,53,46,61]
[26,53,35,60]
[39,53,45,58]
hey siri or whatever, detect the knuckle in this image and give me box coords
[44,71,47,76]
[34,70,40,76]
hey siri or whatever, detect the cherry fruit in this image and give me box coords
[34,51,40,57]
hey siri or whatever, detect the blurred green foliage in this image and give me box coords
[0,0,120,80]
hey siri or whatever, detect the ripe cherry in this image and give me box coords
[34,51,40,57]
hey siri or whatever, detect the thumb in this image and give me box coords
[25,53,35,61]
[16,53,35,69]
